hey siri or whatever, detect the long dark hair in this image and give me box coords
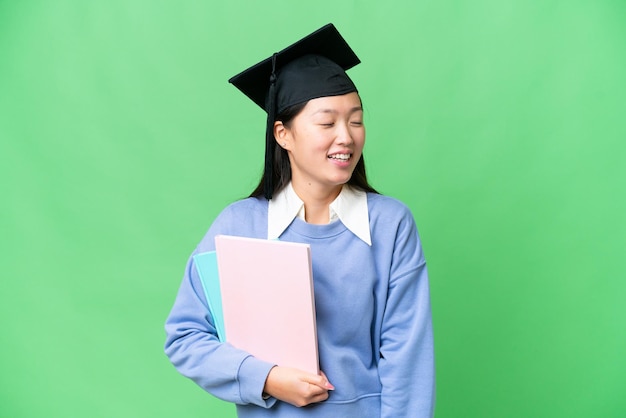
[249,100,379,198]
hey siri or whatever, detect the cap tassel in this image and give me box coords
[264,53,279,200]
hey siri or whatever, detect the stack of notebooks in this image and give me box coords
[193,235,319,374]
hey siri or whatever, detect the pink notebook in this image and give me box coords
[214,235,319,374]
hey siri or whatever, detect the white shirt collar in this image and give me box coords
[268,182,372,246]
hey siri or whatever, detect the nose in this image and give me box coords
[335,122,354,146]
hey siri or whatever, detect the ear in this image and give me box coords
[274,121,290,149]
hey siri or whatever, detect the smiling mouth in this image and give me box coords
[328,153,351,161]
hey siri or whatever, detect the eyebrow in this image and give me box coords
[312,106,363,115]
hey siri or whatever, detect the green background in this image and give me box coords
[1,1,624,417]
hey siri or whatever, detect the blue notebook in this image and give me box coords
[193,251,226,342]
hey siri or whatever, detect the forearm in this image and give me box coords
[164,258,276,406]
[379,263,435,418]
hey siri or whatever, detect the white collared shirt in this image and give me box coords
[267,182,372,246]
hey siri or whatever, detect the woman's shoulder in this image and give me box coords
[366,193,424,252]
[212,196,268,228]
[366,192,423,236]
[366,192,413,217]
[220,195,267,215]
[195,197,268,252]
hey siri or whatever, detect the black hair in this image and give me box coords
[249,100,379,198]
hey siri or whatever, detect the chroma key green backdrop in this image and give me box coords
[1,1,625,417]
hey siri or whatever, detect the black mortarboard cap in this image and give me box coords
[228,23,361,199]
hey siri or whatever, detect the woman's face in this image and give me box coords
[276,92,365,196]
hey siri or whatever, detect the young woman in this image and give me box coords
[164,24,435,417]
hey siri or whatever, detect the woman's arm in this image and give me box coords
[164,254,277,407]
[165,255,334,408]
[378,214,435,418]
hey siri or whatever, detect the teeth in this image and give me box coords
[329,153,350,161]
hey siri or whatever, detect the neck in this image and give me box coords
[291,181,343,225]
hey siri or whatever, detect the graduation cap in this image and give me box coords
[229,23,361,199]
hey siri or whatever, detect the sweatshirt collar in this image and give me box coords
[268,182,371,246]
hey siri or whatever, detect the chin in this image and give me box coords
[330,176,353,187]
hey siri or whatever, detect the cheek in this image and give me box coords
[291,130,327,157]
[354,130,366,150]
[298,129,333,151]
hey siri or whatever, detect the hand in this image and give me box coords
[263,366,334,407]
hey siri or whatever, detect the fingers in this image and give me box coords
[263,366,335,407]
[307,389,330,405]
[319,371,335,390]
[304,371,335,391]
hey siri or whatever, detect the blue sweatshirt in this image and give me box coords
[164,193,435,417]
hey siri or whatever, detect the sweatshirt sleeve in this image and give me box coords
[163,205,276,407]
[378,211,436,418]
